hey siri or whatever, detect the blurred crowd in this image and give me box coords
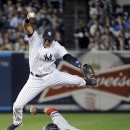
[74,0,130,51]
[0,0,130,51]
[0,0,65,51]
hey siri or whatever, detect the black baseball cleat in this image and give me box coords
[5,123,23,130]
[85,78,98,86]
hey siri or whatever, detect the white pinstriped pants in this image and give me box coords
[13,69,86,125]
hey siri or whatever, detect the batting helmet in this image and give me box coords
[43,123,60,130]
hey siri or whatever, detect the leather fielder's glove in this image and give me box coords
[80,64,97,79]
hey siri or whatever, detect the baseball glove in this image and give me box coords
[80,64,97,79]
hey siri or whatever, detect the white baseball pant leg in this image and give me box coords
[45,69,86,87]
[13,70,86,125]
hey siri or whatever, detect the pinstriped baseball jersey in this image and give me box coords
[50,111,79,130]
[28,31,68,75]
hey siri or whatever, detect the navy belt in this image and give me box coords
[30,72,47,78]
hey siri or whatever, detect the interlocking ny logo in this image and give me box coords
[44,54,52,60]
[48,31,51,36]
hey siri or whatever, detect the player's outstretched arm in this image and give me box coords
[30,105,58,115]
[22,12,36,35]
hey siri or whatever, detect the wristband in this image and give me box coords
[46,108,57,115]
[36,108,43,113]
[24,17,30,23]
[74,61,82,68]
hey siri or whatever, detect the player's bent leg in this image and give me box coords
[53,70,86,86]
[47,70,97,87]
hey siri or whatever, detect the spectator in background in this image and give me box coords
[89,18,103,37]
[21,7,28,17]
[9,29,18,43]
[113,16,125,38]
[36,4,50,27]
[102,26,114,39]
[74,20,89,49]
[3,38,12,50]
[17,24,25,37]
[10,13,19,29]
[3,32,10,42]
[89,0,103,21]
[93,30,101,42]
[5,0,14,17]
[56,30,64,46]
[7,5,16,21]
[37,21,48,34]
[14,38,26,51]
[116,36,127,50]
[102,14,114,31]
[102,2,112,15]
[25,2,33,12]
[101,32,116,50]
[89,41,102,52]
[16,2,23,13]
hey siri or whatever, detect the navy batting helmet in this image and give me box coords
[43,123,60,130]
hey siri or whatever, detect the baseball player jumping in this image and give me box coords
[30,105,79,130]
[6,12,97,130]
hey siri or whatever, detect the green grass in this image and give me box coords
[1,113,130,130]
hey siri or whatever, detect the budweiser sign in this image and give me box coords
[96,65,130,98]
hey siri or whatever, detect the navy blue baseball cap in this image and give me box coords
[43,27,56,40]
